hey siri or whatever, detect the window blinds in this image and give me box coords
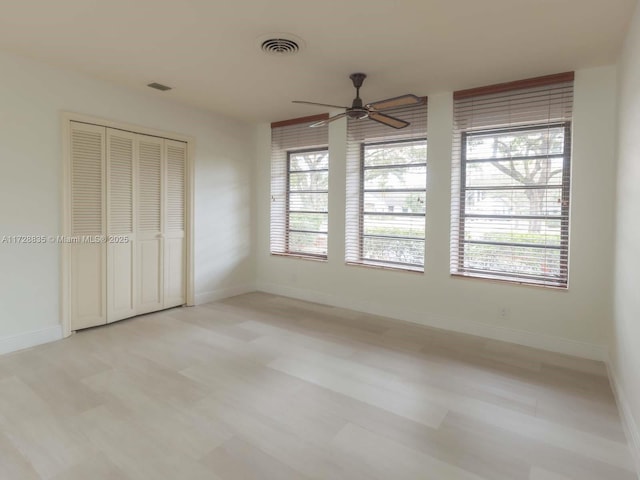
[270,115,329,258]
[345,101,428,271]
[450,72,574,287]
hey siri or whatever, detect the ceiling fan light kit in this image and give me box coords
[293,73,423,129]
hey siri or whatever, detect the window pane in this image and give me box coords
[364,191,426,214]
[363,215,425,238]
[466,126,565,160]
[358,137,427,270]
[286,148,329,258]
[289,192,328,212]
[289,171,328,191]
[364,166,426,190]
[465,157,564,188]
[464,218,562,246]
[363,237,424,266]
[290,151,329,171]
[364,140,427,167]
[289,231,327,256]
[465,188,563,216]
[289,212,328,232]
[462,243,562,279]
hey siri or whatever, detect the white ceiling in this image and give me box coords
[0,0,635,123]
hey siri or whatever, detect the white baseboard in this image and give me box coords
[0,284,253,356]
[0,325,64,356]
[194,283,256,305]
[255,281,608,361]
[606,358,640,479]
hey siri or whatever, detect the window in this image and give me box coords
[346,101,428,271]
[287,148,329,257]
[271,115,329,259]
[450,73,574,287]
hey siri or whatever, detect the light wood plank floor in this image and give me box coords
[0,292,635,480]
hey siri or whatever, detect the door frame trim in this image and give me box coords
[60,112,196,337]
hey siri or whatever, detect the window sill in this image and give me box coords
[270,252,328,263]
[346,261,424,274]
[450,272,568,290]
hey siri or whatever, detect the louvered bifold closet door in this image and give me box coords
[136,135,164,314]
[106,129,136,322]
[163,140,187,308]
[70,122,106,330]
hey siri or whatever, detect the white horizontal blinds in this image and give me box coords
[270,115,329,257]
[138,138,162,233]
[71,122,105,236]
[451,72,574,287]
[345,101,428,271]
[166,142,186,232]
[107,132,134,234]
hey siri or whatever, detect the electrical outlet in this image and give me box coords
[499,307,510,320]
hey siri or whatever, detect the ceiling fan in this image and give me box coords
[293,73,423,129]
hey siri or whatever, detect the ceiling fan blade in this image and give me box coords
[293,100,348,109]
[368,112,410,129]
[310,113,347,127]
[366,94,423,111]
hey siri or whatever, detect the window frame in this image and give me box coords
[357,137,428,271]
[285,147,329,259]
[455,121,572,287]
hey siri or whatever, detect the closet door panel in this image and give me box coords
[136,135,164,314]
[69,122,106,330]
[106,129,136,322]
[164,140,187,308]
[138,239,162,307]
[109,243,134,319]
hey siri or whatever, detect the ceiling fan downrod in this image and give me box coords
[349,73,367,109]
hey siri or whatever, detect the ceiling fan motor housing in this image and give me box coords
[346,108,368,119]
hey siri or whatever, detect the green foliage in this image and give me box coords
[470,230,561,246]
[365,225,424,238]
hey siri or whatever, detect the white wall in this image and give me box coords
[612,0,640,468]
[0,51,254,348]
[255,66,618,360]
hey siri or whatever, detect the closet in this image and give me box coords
[68,121,188,331]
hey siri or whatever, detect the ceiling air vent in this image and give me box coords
[147,82,172,91]
[258,33,305,56]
